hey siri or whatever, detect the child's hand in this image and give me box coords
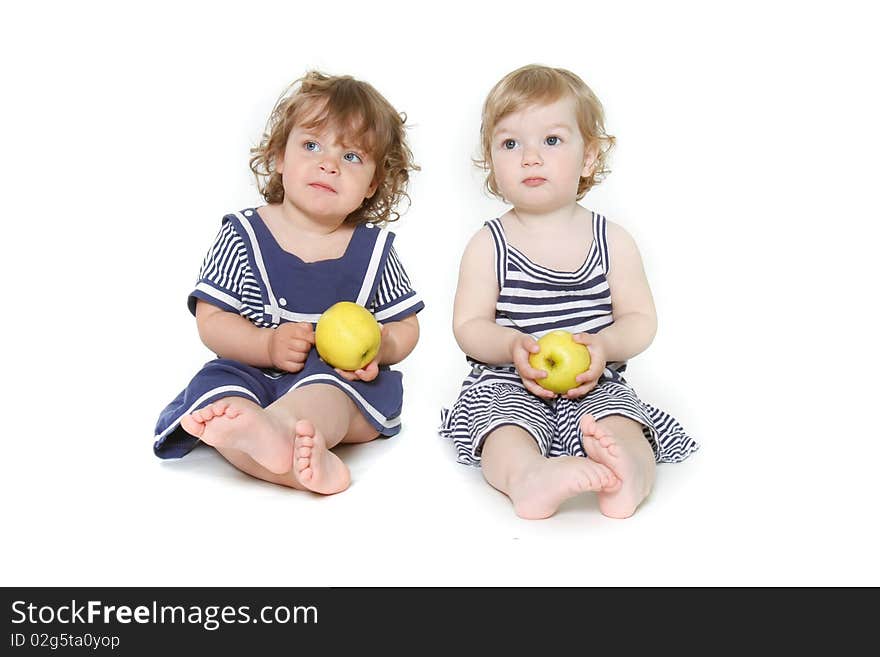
[268,322,315,373]
[510,332,557,400]
[563,333,608,399]
[334,324,390,383]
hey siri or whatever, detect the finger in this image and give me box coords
[571,332,591,345]
[565,383,595,399]
[585,361,604,379]
[288,339,312,353]
[356,368,377,382]
[357,362,379,381]
[286,350,308,363]
[513,353,546,380]
[295,323,316,340]
[574,371,597,384]
[283,362,305,373]
[522,337,540,353]
[524,379,556,400]
[523,365,548,380]
[334,367,358,381]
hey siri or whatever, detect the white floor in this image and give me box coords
[3,2,879,587]
[4,335,878,587]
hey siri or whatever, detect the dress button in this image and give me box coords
[365,222,374,228]
[279,298,287,306]
[244,210,253,217]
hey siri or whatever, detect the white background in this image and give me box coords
[2,1,878,586]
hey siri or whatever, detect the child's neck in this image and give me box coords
[510,203,583,232]
[276,198,348,236]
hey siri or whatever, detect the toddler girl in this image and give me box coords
[155,71,423,494]
[440,64,698,519]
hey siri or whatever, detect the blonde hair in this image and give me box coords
[249,71,418,225]
[477,64,615,200]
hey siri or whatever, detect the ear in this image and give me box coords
[275,149,285,175]
[364,178,379,200]
[581,143,598,178]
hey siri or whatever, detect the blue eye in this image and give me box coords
[343,152,363,164]
[502,139,518,150]
[545,135,561,146]
[304,141,320,152]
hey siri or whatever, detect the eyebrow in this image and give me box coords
[493,122,574,137]
[298,129,370,152]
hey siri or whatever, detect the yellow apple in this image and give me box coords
[315,301,382,371]
[528,330,591,394]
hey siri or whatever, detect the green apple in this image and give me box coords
[528,330,592,394]
[315,301,382,371]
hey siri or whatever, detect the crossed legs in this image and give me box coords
[480,414,655,519]
[180,384,379,493]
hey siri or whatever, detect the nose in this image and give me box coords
[319,155,339,175]
[521,145,542,167]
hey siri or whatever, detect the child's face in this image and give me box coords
[491,97,594,213]
[276,123,378,222]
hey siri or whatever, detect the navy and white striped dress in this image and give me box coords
[154,208,424,459]
[439,213,698,465]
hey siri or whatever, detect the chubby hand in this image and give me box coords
[334,324,390,383]
[563,332,608,399]
[268,322,315,373]
[510,332,556,400]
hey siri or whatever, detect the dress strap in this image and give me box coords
[592,211,610,275]
[484,218,508,290]
[355,227,393,307]
[232,209,284,325]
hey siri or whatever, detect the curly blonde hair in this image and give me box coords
[477,64,615,200]
[249,71,418,225]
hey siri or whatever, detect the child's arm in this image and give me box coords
[195,300,314,372]
[598,221,658,360]
[452,229,556,400]
[567,222,658,398]
[378,314,419,365]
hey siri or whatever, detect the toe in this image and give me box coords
[579,414,597,434]
[295,419,315,437]
[210,400,229,416]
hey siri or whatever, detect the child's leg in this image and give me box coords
[180,384,378,493]
[481,425,617,520]
[579,414,656,519]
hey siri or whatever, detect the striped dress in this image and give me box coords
[439,213,698,465]
[154,208,424,459]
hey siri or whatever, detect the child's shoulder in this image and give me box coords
[601,217,639,251]
[463,218,500,252]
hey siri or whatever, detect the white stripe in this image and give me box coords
[194,282,242,311]
[287,374,401,429]
[235,212,280,324]
[497,309,612,329]
[504,269,608,287]
[497,299,610,314]
[356,230,389,306]
[498,286,608,299]
[265,307,323,324]
[155,385,260,441]
[374,293,422,321]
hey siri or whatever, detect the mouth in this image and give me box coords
[522,177,547,187]
[308,182,337,194]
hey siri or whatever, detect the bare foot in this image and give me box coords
[508,456,617,520]
[293,420,351,495]
[180,398,294,475]
[579,414,649,519]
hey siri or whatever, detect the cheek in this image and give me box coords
[492,155,516,182]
